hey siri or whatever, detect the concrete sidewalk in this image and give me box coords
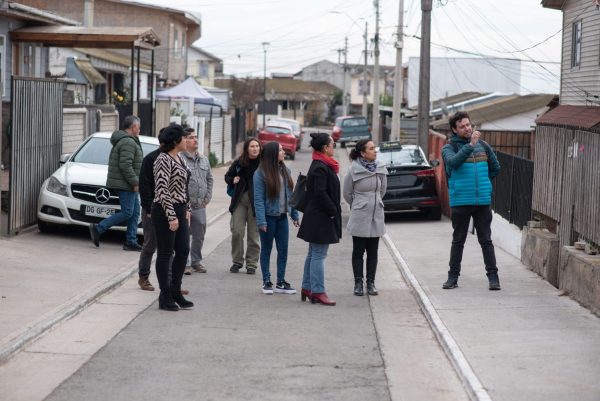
[0,162,232,365]
[384,213,600,400]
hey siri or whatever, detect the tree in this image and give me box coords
[230,77,262,110]
[379,92,393,107]
[327,90,343,122]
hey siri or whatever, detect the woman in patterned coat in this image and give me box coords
[152,124,193,312]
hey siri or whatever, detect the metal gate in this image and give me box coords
[210,117,224,163]
[8,77,64,234]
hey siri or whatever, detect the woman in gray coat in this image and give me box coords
[343,139,388,296]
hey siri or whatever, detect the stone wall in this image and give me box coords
[560,247,600,316]
[521,226,560,288]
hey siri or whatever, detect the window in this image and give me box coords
[572,21,581,68]
[198,61,209,78]
[359,79,371,95]
[174,29,179,59]
[342,118,368,127]
[181,32,186,58]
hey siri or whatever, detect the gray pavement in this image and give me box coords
[384,212,600,400]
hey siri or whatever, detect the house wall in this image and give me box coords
[349,74,387,105]
[406,57,522,108]
[559,1,600,106]
[300,60,347,92]
[0,18,26,101]
[479,106,549,131]
[45,0,198,84]
[186,48,217,87]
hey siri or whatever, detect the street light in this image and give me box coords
[262,42,270,128]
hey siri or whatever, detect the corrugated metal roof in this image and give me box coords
[74,58,107,85]
[214,78,338,101]
[535,105,600,128]
[74,48,153,71]
[432,94,557,129]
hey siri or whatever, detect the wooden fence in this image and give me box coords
[436,129,532,160]
[532,124,600,248]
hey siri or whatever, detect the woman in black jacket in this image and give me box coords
[297,133,341,306]
[224,137,262,274]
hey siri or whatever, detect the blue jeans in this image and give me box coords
[258,213,289,283]
[302,243,329,293]
[97,189,140,244]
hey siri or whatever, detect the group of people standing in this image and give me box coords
[226,132,388,306]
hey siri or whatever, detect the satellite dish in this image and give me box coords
[440,100,449,116]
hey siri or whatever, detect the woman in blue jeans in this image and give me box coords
[297,133,341,306]
[254,142,300,295]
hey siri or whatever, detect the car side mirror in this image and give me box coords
[59,154,71,164]
[430,160,440,167]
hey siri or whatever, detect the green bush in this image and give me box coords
[209,152,219,168]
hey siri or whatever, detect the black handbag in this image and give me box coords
[289,172,308,212]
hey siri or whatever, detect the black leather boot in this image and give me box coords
[354,278,364,296]
[158,289,179,311]
[366,259,378,295]
[171,284,194,308]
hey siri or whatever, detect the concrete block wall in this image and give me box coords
[560,247,600,316]
[62,108,88,154]
[100,112,119,133]
[491,213,523,260]
[521,226,560,288]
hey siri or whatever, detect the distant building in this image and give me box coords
[406,57,522,109]
[186,46,223,88]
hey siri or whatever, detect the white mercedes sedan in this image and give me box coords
[37,132,159,234]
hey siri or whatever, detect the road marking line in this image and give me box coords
[382,233,492,401]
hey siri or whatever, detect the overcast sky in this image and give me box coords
[135,0,563,95]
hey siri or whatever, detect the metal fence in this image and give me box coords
[491,150,534,230]
[9,77,64,234]
[436,129,532,160]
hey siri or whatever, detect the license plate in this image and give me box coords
[85,205,116,218]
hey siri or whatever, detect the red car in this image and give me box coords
[258,122,297,160]
[273,118,304,151]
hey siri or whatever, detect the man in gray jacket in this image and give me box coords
[180,127,213,274]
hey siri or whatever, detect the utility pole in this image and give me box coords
[391,0,405,142]
[334,48,344,64]
[342,37,349,116]
[362,21,368,118]
[372,0,381,146]
[417,0,432,158]
[262,42,270,128]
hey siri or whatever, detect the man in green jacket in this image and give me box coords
[89,115,144,251]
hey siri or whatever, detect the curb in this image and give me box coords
[0,207,230,366]
[382,234,492,401]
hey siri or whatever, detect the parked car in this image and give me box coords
[379,141,442,220]
[37,132,159,233]
[331,116,371,148]
[272,118,304,151]
[258,121,297,160]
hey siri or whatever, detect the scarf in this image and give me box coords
[312,150,339,174]
[358,156,377,172]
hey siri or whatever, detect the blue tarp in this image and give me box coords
[156,77,222,106]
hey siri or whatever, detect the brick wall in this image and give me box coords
[429,130,451,217]
[100,111,118,132]
[63,108,87,154]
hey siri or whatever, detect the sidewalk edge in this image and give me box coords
[382,233,492,401]
[0,207,230,366]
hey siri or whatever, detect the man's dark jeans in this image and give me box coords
[449,205,497,276]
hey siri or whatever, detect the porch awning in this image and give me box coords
[73,58,107,85]
[9,26,160,50]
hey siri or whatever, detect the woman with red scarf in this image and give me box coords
[297,132,341,306]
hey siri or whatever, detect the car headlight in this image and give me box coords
[47,176,68,196]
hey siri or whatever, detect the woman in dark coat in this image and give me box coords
[297,133,341,306]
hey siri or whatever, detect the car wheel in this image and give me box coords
[290,153,296,160]
[296,146,300,151]
[38,219,59,233]
[340,141,346,148]
[429,207,442,221]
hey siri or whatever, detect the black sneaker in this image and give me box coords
[230,265,242,273]
[275,281,296,294]
[89,223,100,247]
[488,273,501,290]
[443,273,459,289]
[247,268,256,275]
[262,281,274,295]
[123,242,142,252]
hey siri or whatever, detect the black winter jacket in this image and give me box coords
[297,160,342,244]
[225,157,260,215]
[139,148,160,212]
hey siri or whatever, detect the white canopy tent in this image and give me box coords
[156,77,223,106]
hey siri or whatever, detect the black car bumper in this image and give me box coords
[382,196,440,211]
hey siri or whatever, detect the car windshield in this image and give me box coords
[265,126,291,135]
[378,148,425,165]
[342,118,368,127]
[274,121,300,131]
[71,137,158,165]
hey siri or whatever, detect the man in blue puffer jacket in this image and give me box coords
[441,111,501,290]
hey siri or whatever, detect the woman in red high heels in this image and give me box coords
[297,133,341,306]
